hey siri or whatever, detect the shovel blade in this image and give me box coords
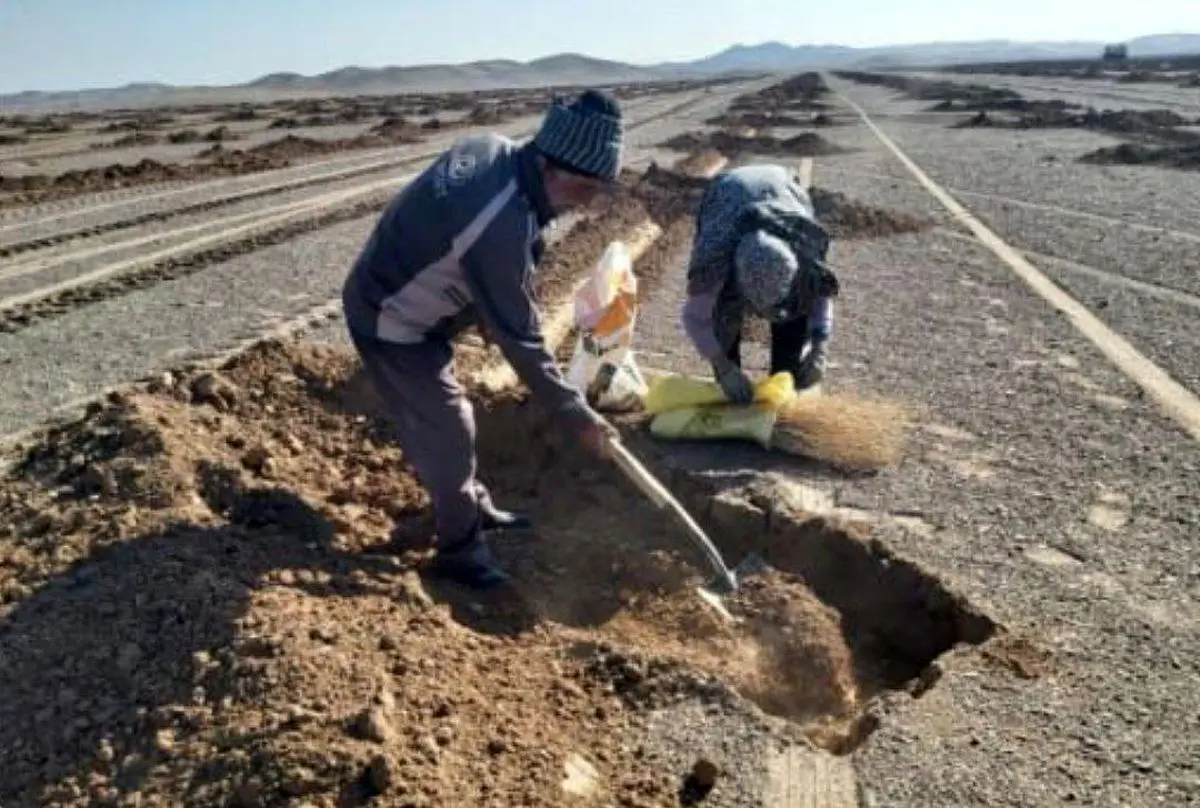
[695,552,775,625]
[732,551,772,580]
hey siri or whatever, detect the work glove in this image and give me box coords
[713,358,755,405]
[578,415,620,460]
[562,402,620,460]
[795,341,828,390]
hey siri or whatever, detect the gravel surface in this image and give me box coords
[830,82,1200,230]
[1034,250,1200,395]
[635,701,793,807]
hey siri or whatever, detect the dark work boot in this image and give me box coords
[431,532,511,590]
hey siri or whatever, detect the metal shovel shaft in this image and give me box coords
[607,439,738,590]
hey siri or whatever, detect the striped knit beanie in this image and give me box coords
[532,89,624,181]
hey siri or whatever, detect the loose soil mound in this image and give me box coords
[0,340,866,807]
[952,106,1194,141]
[706,112,803,128]
[660,130,849,159]
[1078,142,1200,172]
[810,187,935,239]
[0,128,426,209]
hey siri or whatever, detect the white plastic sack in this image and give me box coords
[565,240,649,412]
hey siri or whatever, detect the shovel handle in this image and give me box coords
[607,438,736,584]
[608,439,673,508]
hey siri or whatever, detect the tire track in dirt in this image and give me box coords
[0,150,443,260]
[934,225,1200,311]
[0,91,743,337]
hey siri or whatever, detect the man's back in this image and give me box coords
[342,132,534,344]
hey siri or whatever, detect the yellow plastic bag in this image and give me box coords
[649,403,780,447]
[643,371,797,415]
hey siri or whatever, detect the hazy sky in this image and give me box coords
[2,0,1198,93]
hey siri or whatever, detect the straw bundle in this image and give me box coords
[770,390,913,470]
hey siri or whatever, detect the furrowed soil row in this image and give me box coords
[1,89,711,267]
[0,195,391,335]
[0,150,389,232]
[0,151,443,260]
[0,131,426,212]
[0,91,673,242]
[0,86,722,214]
[834,70,1200,171]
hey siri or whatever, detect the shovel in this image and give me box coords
[606,437,770,622]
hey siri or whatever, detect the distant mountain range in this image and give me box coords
[4,33,1199,111]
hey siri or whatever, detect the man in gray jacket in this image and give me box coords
[341,90,623,589]
[681,163,840,402]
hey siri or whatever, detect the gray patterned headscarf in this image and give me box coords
[733,229,799,315]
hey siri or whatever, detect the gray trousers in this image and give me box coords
[349,328,497,549]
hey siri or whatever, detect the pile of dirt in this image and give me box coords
[953,105,1194,141]
[929,97,1072,115]
[98,114,176,132]
[733,72,831,112]
[167,126,238,145]
[595,569,859,723]
[213,106,259,123]
[660,129,849,159]
[0,335,876,807]
[834,72,1022,107]
[1078,141,1200,171]
[810,187,935,239]
[0,128,426,209]
[22,116,73,135]
[0,159,191,198]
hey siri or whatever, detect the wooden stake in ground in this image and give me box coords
[770,390,913,471]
